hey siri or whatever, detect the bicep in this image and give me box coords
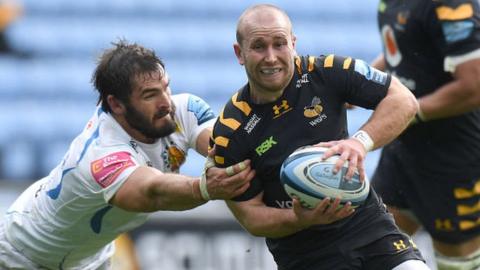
[110,166,161,212]
[195,127,211,156]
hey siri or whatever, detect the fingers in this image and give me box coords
[207,145,216,158]
[333,151,349,174]
[225,160,251,176]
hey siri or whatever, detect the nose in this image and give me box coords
[157,91,171,111]
[264,46,277,63]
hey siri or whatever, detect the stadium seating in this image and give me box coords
[0,0,381,181]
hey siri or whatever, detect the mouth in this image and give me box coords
[260,68,282,75]
[154,110,170,119]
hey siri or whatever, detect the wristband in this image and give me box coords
[351,130,374,152]
[199,172,211,201]
[415,108,426,123]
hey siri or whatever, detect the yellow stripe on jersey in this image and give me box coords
[215,155,224,165]
[295,56,302,74]
[436,3,473,20]
[307,56,315,72]
[232,93,251,116]
[324,54,334,68]
[343,57,352,69]
[457,201,480,216]
[454,180,480,199]
[214,136,229,148]
[219,109,241,130]
[459,218,480,231]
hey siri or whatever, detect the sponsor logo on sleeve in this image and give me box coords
[354,59,388,85]
[441,20,474,43]
[91,151,135,188]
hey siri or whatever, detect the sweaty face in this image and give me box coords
[236,11,296,101]
[124,68,177,142]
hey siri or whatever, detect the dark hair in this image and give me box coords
[92,39,165,113]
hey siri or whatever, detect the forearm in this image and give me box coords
[361,77,417,149]
[370,53,386,71]
[147,173,206,211]
[418,80,480,120]
[227,201,305,238]
[112,167,206,212]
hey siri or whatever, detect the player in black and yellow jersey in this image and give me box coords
[211,4,429,270]
[371,1,480,269]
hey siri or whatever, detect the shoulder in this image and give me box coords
[213,89,252,137]
[172,93,216,125]
[430,0,477,20]
[212,88,252,165]
[295,54,354,72]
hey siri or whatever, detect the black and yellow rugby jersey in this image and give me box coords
[378,0,480,171]
[211,55,407,265]
[212,54,390,203]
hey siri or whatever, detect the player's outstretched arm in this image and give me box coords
[226,193,353,238]
[110,161,254,212]
[417,58,480,121]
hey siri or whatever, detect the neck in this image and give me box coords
[249,86,284,104]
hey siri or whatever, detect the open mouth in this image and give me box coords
[260,68,281,75]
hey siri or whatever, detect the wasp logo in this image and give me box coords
[304,97,323,118]
[272,100,292,119]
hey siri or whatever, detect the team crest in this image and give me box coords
[304,97,323,118]
[304,97,327,126]
[162,144,186,172]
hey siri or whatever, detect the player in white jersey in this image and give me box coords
[0,40,254,270]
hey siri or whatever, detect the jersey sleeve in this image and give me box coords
[83,145,142,203]
[173,93,216,150]
[314,55,391,109]
[424,0,480,72]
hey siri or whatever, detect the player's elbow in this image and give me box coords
[390,76,418,118]
[460,79,480,108]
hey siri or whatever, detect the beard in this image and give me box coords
[124,102,177,140]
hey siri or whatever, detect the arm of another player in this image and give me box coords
[319,76,417,180]
[417,58,480,121]
[226,193,354,238]
[370,53,386,71]
[110,159,253,212]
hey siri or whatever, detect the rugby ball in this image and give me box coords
[280,146,369,209]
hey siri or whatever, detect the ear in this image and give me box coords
[233,43,245,66]
[291,34,297,49]
[106,95,126,115]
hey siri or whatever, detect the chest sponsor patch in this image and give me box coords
[91,151,135,188]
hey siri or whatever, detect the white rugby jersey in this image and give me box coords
[3,93,216,269]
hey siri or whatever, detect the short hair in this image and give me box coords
[92,39,165,113]
[236,4,292,45]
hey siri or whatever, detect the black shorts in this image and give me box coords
[277,232,423,270]
[371,140,480,244]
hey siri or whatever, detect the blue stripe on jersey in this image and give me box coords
[187,95,216,125]
[46,167,74,199]
[78,126,100,163]
[46,126,100,200]
[90,205,113,233]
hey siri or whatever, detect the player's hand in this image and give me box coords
[204,147,255,200]
[314,139,367,182]
[292,197,354,228]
